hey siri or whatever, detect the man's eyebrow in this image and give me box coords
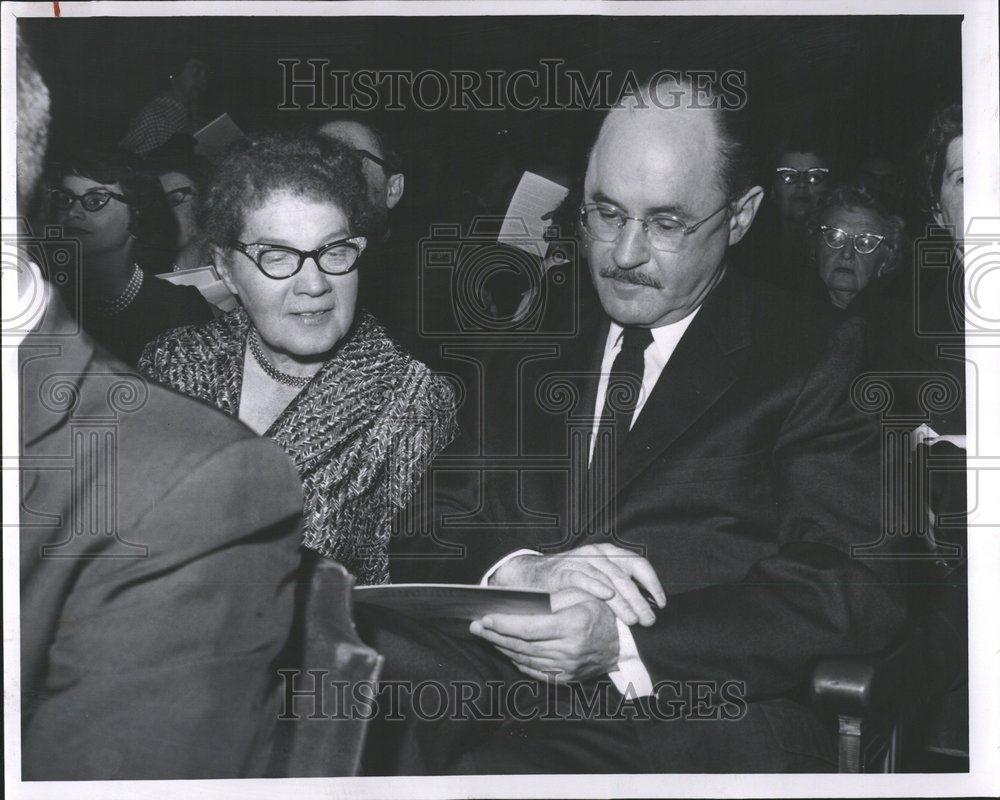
[590,191,622,207]
[646,203,694,218]
[590,191,693,219]
[945,165,963,177]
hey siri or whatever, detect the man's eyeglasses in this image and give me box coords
[775,167,830,187]
[50,188,129,213]
[579,202,730,253]
[356,149,400,174]
[230,237,368,279]
[164,186,196,208]
[818,225,885,255]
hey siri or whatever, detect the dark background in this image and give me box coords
[21,14,962,218]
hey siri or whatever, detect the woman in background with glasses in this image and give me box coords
[143,134,216,271]
[139,131,457,584]
[806,183,904,311]
[48,149,213,363]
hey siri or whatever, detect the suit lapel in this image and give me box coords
[589,269,754,521]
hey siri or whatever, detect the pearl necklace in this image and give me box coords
[98,264,143,316]
[247,331,312,388]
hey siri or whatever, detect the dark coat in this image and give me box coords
[19,292,305,780]
[416,268,908,771]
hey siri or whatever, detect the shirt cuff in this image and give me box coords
[480,549,541,587]
[608,618,654,698]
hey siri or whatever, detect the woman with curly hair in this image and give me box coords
[139,130,457,584]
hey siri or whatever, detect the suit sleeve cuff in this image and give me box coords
[480,549,541,586]
[608,618,654,698]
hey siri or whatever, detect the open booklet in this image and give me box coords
[354,584,551,637]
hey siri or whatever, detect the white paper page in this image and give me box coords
[497,171,569,258]
[155,266,237,312]
[193,113,244,160]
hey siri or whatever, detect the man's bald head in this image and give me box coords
[593,80,754,205]
[318,118,405,219]
[581,80,763,328]
[319,119,383,158]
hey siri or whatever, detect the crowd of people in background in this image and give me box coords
[25,50,969,568]
[30,54,966,385]
[17,35,971,779]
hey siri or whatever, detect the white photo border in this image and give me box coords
[3,2,997,798]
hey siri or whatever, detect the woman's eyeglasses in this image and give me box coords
[819,225,885,255]
[775,167,830,187]
[230,237,368,279]
[50,188,129,213]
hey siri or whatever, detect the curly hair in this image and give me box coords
[806,183,906,277]
[920,103,962,215]
[200,130,377,247]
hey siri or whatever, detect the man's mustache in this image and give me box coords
[598,264,663,289]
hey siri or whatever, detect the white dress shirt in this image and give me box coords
[484,307,700,698]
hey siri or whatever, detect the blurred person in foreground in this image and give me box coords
[16,32,306,780]
[139,131,457,584]
[47,148,214,363]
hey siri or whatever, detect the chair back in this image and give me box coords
[275,556,383,777]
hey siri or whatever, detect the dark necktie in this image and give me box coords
[590,326,653,482]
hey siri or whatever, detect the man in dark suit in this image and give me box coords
[367,78,908,773]
[14,34,306,780]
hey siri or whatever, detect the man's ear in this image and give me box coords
[213,247,239,296]
[728,185,764,246]
[386,172,405,209]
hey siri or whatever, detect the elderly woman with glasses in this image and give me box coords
[806,183,905,311]
[139,131,457,584]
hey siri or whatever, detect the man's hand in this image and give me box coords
[491,543,665,626]
[470,588,619,682]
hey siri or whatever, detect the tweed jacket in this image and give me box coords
[140,308,457,584]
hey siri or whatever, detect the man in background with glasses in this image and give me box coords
[319,115,405,240]
[361,77,906,774]
[316,116,432,356]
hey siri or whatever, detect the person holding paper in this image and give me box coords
[139,131,457,585]
[362,77,907,773]
[120,55,208,156]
